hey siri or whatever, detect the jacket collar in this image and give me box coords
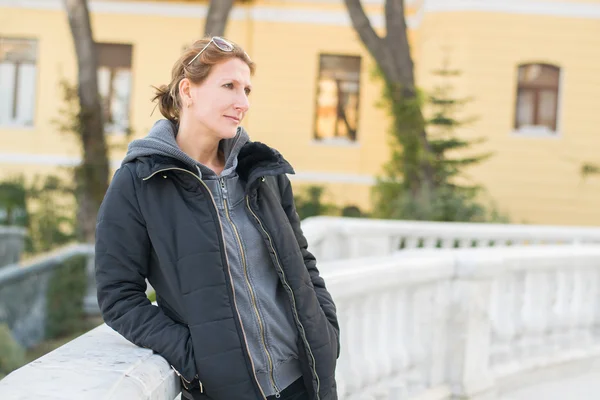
[133,141,295,183]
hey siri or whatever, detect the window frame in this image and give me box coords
[0,36,38,129]
[312,53,362,146]
[513,62,562,137]
[95,42,133,135]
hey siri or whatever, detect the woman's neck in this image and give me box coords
[176,124,225,174]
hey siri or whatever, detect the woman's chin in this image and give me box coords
[218,127,240,139]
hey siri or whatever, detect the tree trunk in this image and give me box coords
[204,0,234,37]
[343,0,434,194]
[64,0,109,243]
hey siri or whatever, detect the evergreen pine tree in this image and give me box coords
[372,59,505,222]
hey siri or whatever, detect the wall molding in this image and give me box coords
[424,0,600,19]
[2,0,600,29]
[0,152,376,185]
[0,0,388,29]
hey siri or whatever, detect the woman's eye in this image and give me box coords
[223,83,233,89]
[245,88,251,96]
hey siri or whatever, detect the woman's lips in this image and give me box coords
[225,115,240,123]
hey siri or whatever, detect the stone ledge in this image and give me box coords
[0,323,180,400]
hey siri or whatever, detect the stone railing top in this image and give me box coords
[302,216,600,244]
[301,216,600,261]
[0,226,27,236]
[0,243,93,285]
[322,252,455,297]
[323,244,600,297]
[0,323,179,400]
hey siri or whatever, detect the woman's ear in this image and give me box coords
[179,78,192,107]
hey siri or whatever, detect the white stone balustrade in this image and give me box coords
[0,244,96,348]
[3,244,600,399]
[327,245,600,400]
[324,254,456,400]
[302,216,600,261]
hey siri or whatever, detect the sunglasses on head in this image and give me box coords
[187,36,236,66]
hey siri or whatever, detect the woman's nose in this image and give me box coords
[235,94,250,112]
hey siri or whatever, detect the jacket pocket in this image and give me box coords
[181,386,211,400]
[158,298,186,325]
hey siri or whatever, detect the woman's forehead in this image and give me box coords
[209,58,251,82]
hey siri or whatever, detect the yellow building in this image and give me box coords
[1,0,600,226]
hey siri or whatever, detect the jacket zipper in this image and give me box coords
[245,194,321,400]
[219,178,281,398]
[143,168,267,399]
[172,366,202,392]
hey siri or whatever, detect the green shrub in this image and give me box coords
[0,323,26,379]
[46,255,88,339]
[294,185,367,220]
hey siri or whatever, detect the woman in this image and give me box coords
[95,36,340,400]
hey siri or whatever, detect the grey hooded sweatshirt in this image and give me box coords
[122,119,302,396]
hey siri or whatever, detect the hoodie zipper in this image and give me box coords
[245,192,321,400]
[143,168,267,399]
[219,178,281,398]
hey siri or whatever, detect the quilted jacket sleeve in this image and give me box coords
[277,174,340,357]
[95,165,198,383]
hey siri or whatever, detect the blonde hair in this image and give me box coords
[152,37,255,123]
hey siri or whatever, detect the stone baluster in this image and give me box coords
[544,269,560,353]
[489,275,519,369]
[361,293,381,389]
[571,268,591,346]
[582,268,598,345]
[566,268,583,349]
[446,253,498,399]
[510,271,526,361]
[552,269,574,350]
[336,297,363,395]
[375,291,395,387]
[422,236,438,249]
[404,237,421,249]
[407,286,432,393]
[334,304,350,399]
[457,238,472,248]
[473,238,488,248]
[518,270,552,359]
[441,237,456,249]
[390,235,403,252]
[539,270,556,354]
[429,280,450,387]
[83,249,99,315]
[592,269,600,340]
[391,290,411,377]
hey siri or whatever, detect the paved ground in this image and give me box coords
[500,371,600,400]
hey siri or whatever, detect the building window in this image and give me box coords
[514,63,560,133]
[314,54,361,143]
[96,43,133,133]
[0,38,37,127]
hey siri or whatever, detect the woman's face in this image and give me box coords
[182,57,252,140]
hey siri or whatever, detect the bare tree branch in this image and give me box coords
[385,0,416,92]
[343,0,434,195]
[344,0,400,82]
[204,0,234,37]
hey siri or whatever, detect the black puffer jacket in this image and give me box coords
[95,141,340,400]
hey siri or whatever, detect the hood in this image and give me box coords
[122,119,249,179]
